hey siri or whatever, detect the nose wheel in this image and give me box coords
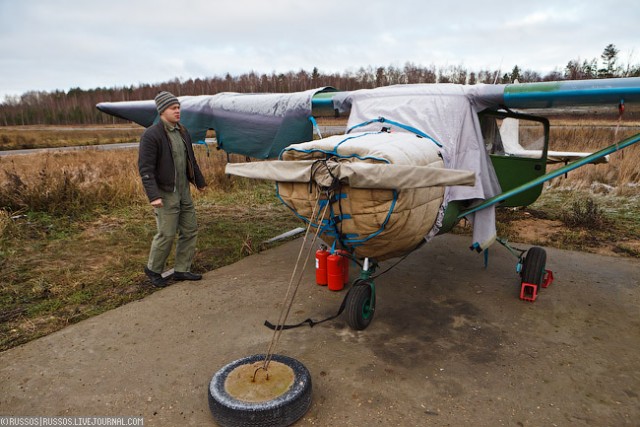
[345,279,376,330]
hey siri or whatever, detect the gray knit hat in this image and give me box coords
[155,91,180,114]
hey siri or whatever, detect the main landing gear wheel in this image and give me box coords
[519,246,548,301]
[345,279,375,331]
[521,247,547,286]
[208,354,312,427]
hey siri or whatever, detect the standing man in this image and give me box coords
[139,91,207,287]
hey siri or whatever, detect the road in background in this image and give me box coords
[0,126,347,157]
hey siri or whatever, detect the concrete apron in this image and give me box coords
[1,234,639,426]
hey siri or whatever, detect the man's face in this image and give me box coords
[160,103,180,124]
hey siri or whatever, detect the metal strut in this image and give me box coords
[495,237,527,261]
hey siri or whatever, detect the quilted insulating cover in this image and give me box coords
[277,132,445,260]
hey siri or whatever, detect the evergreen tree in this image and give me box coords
[510,65,521,82]
[599,44,619,78]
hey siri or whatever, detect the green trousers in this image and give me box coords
[147,188,198,274]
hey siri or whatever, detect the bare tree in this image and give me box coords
[3,51,640,126]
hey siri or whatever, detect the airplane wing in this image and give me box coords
[96,77,640,258]
[96,99,158,127]
[96,87,337,159]
[96,77,640,159]
[500,78,640,108]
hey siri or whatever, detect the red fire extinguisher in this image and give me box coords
[315,246,329,286]
[336,249,350,285]
[327,253,343,291]
[327,249,349,291]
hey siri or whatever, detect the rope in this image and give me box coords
[262,187,331,370]
[263,287,353,330]
[370,253,409,280]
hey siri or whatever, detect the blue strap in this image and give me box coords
[347,118,384,133]
[194,140,211,156]
[308,116,322,139]
[347,117,442,148]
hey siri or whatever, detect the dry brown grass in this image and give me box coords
[546,124,640,194]
[0,150,142,215]
[0,142,300,351]
[0,143,255,216]
[0,125,144,150]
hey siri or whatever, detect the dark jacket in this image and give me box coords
[138,120,207,202]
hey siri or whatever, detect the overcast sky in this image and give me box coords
[0,0,638,100]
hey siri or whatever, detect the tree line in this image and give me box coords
[2,44,638,126]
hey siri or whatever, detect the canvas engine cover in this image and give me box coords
[277,132,445,260]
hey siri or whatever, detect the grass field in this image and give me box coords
[0,119,639,351]
[0,125,145,150]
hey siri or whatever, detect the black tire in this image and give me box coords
[345,281,375,331]
[208,354,312,427]
[521,247,547,285]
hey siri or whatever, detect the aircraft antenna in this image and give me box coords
[493,58,503,84]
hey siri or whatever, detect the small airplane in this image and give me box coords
[97,77,640,331]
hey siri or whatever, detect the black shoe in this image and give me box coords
[173,271,202,281]
[145,266,169,288]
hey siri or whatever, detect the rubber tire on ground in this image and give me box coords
[345,280,375,331]
[521,247,547,285]
[208,354,312,427]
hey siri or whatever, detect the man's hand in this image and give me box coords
[151,198,163,208]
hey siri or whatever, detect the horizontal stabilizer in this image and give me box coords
[500,117,609,164]
[499,117,609,164]
[507,150,610,164]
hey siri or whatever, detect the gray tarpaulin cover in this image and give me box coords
[100,84,505,253]
[227,84,505,255]
[332,84,504,250]
[183,89,328,158]
[96,88,331,159]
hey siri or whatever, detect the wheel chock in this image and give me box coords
[520,270,554,302]
[520,282,538,302]
[541,270,554,288]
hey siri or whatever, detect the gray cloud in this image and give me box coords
[1,0,638,100]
